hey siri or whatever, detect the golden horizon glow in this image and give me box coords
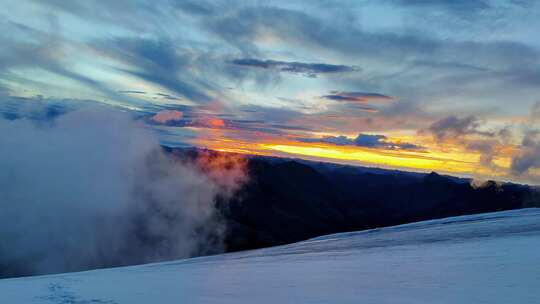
[187,127,515,180]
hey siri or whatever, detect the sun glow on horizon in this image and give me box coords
[186,127,513,179]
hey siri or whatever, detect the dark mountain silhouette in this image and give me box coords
[168,148,539,252]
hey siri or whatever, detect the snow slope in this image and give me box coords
[1,208,539,303]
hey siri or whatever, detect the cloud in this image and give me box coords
[531,101,540,120]
[511,130,540,175]
[510,102,540,176]
[209,4,540,109]
[3,0,540,183]
[238,104,303,124]
[424,115,514,169]
[156,93,182,101]
[172,0,215,15]
[424,115,491,141]
[118,90,147,94]
[230,58,358,78]
[0,22,137,107]
[0,95,88,121]
[321,91,393,103]
[387,0,491,11]
[299,133,422,150]
[0,104,247,277]
[355,134,394,148]
[5,1,540,126]
[193,117,226,128]
[94,37,214,103]
[27,0,163,32]
[151,110,184,124]
[143,103,309,135]
[466,139,499,167]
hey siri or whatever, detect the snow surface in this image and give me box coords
[1,208,540,303]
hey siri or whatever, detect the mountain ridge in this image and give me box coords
[166,147,540,252]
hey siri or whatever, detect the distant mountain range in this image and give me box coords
[167,147,540,253]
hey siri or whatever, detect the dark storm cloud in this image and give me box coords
[319,91,396,115]
[155,93,182,101]
[299,133,423,150]
[424,115,493,141]
[118,90,147,95]
[510,103,540,176]
[321,92,393,103]
[511,130,540,175]
[230,59,358,78]
[269,124,313,131]
[118,91,183,101]
[411,60,489,73]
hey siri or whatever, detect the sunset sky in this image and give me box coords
[2,0,540,183]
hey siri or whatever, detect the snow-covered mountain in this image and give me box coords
[1,208,539,303]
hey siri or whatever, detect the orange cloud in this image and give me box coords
[194,150,248,196]
[194,117,225,128]
[151,110,183,123]
[208,118,225,128]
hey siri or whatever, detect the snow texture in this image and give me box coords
[1,208,539,303]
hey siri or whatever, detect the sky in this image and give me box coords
[2,0,540,183]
